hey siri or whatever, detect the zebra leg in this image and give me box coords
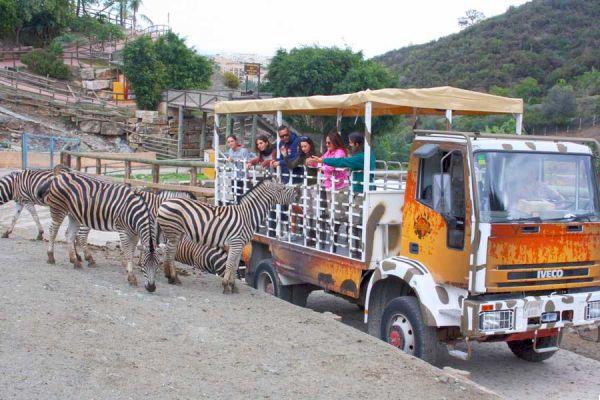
[163,235,182,285]
[46,210,66,264]
[67,216,83,269]
[25,203,44,240]
[119,231,138,286]
[222,239,244,294]
[76,227,95,266]
[2,202,24,238]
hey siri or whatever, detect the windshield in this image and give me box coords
[474,151,600,223]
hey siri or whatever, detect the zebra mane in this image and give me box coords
[236,178,269,204]
[131,190,155,253]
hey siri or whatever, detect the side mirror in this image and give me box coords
[413,144,440,159]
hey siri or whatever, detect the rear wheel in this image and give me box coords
[507,336,560,362]
[252,261,310,307]
[253,261,277,296]
[381,296,439,364]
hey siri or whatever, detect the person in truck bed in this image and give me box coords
[310,131,375,258]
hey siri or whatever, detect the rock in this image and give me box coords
[442,366,471,379]
[135,110,158,123]
[101,122,122,136]
[80,68,95,80]
[94,68,114,80]
[79,120,101,134]
[83,80,111,90]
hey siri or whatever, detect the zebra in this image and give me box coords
[0,169,53,240]
[133,187,229,276]
[157,178,298,293]
[37,170,160,292]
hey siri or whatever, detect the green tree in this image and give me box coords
[574,69,600,96]
[223,71,240,89]
[154,31,212,90]
[265,46,395,97]
[512,77,542,104]
[542,84,577,125]
[458,9,485,28]
[123,35,165,110]
[0,0,18,38]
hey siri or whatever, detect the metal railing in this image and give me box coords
[22,133,81,169]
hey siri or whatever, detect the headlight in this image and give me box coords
[585,301,600,320]
[479,310,514,331]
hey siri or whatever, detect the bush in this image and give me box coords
[223,72,240,89]
[21,48,70,80]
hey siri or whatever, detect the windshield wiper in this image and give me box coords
[506,216,543,223]
[507,213,597,223]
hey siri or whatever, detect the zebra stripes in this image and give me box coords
[39,170,160,292]
[157,179,298,293]
[0,169,54,240]
[133,188,229,276]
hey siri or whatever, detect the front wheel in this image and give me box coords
[507,336,560,362]
[253,260,277,296]
[381,296,440,364]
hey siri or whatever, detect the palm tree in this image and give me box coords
[129,0,142,31]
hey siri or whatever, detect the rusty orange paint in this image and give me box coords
[486,223,600,292]
[270,242,364,299]
[399,142,472,287]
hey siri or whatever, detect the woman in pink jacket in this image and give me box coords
[310,130,349,251]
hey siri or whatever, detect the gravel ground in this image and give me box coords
[0,237,498,400]
[307,292,600,400]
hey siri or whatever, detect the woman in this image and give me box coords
[225,135,251,202]
[319,131,375,259]
[282,136,320,245]
[309,130,349,251]
[247,135,276,170]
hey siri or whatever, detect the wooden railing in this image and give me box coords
[60,150,215,199]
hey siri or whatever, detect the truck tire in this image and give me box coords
[381,296,439,364]
[507,336,559,362]
[253,260,277,296]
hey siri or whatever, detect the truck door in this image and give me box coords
[399,142,472,287]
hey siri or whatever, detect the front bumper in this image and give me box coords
[461,291,600,338]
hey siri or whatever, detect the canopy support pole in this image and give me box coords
[445,109,453,130]
[336,109,342,133]
[275,111,283,238]
[515,114,523,135]
[361,101,372,262]
[213,113,220,205]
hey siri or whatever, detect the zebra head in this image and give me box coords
[268,181,299,205]
[0,173,15,205]
[140,248,160,292]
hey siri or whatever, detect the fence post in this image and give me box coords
[75,156,82,171]
[49,137,55,169]
[124,160,131,181]
[190,166,197,187]
[21,134,28,169]
[177,105,184,159]
[95,159,102,175]
[152,164,160,193]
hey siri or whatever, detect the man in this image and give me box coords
[509,161,564,214]
[270,125,303,184]
[309,131,375,258]
[267,125,302,237]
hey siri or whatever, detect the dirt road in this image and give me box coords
[308,293,600,400]
[0,237,497,400]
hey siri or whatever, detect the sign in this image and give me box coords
[244,63,260,76]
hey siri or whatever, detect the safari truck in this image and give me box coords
[212,87,600,364]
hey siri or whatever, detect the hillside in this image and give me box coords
[375,0,600,92]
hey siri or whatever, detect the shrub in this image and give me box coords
[223,71,240,89]
[21,48,70,80]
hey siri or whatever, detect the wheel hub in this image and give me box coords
[258,272,275,296]
[388,313,415,354]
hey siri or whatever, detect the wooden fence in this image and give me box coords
[60,150,215,200]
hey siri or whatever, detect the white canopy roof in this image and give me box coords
[214,86,523,117]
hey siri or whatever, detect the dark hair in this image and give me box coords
[298,136,317,157]
[255,134,270,149]
[277,125,288,132]
[348,132,364,154]
[226,134,238,142]
[325,131,347,155]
